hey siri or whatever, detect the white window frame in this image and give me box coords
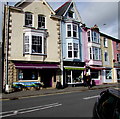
[24,32,45,55]
[66,23,78,38]
[67,42,79,59]
[105,70,112,79]
[104,37,108,47]
[90,47,101,60]
[91,31,100,44]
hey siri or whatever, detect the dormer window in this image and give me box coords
[25,12,32,27]
[68,11,74,18]
[38,15,45,28]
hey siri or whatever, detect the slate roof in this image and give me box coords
[55,0,72,16]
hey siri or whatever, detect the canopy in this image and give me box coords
[14,63,59,69]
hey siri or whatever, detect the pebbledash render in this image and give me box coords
[3,0,62,92]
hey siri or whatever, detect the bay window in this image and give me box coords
[90,47,101,60]
[32,36,42,53]
[89,31,100,44]
[24,33,46,55]
[66,23,78,38]
[67,42,79,59]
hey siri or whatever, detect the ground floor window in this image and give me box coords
[105,70,112,79]
[18,69,38,80]
[117,69,120,79]
[91,70,99,79]
[66,70,83,84]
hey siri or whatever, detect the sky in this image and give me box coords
[0,0,119,41]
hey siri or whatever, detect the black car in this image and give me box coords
[93,88,120,119]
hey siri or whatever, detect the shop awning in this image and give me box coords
[14,63,59,69]
[90,66,105,70]
[64,66,85,70]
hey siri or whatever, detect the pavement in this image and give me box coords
[1,83,120,100]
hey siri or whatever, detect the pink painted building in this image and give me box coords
[82,25,103,85]
[112,39,120,82]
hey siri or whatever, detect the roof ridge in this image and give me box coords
[55,0,72,12]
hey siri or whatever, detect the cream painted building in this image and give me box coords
[100,33,115,83]
[3,0,62,92]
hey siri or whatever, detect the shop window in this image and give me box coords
[91,70,99,79]
[117,69,120,79]
[106,70,112,79]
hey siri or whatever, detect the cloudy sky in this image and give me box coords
[0,0,119,41]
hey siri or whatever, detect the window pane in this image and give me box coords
[68,51,72,58]
[32,36,42,53]
[38,15,45,28]
[106,70,112,79]
[25,12,32,26]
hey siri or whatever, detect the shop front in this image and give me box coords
[14,63,59,88]
[89,66,104,85]
[64,66,85,86]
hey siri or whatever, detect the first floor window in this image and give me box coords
[24,33,46,55]
[104,52,108,61]
[24,35,29,53]
[67,42,79,59]
[73,43,78,58]
[32,36,42,53]
[68,43,72,58]
[90,47,101,60]
[106,70,112,79]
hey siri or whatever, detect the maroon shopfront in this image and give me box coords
[14,63,59,88]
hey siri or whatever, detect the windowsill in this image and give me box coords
[24,53,47,56]
[66,37,79,39]
[23,25,35,29]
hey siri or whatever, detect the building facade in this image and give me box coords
[100,33,115,84]
[55,1,85,87]
[112,37,120,82]
[82,25,103,85]
[3,0,61,92]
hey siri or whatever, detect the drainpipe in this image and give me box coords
[60,20,64,87]
[5,4,10,93]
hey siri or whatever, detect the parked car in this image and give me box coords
[93,88,120,119]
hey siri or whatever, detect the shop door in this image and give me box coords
[43,70,52,88]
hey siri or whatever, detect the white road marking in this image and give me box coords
[83,95,99,100]
[1,102,62,118]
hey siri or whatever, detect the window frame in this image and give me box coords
[24,33,46,55]
[104,52,108,62]
[25,12,33,27]
[66,23,78,38]
[38,15,46,29]
[67,42,79,59]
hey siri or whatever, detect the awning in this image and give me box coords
[14,63,59,69]
[90,66,105,70]
[64,66,85,70]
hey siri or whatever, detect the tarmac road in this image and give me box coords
[1,88,106,118]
